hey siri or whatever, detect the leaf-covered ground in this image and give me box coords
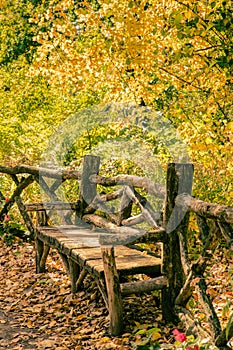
[0,238,232,349]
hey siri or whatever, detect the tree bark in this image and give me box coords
[68,257,80,293]
[176,194,233,224]
[0,164,81,180]
[101,246,123,336]
[0,175,34,220]
[162,163,193,322]
[79,155,100,214]
[120,276,167,295]
[14,196,35,238]
[124,186,160,228]
[90,174,165,198]
[117,186,133,225]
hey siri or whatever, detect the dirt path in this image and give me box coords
[1,239,232,349]
[0,240,173,349]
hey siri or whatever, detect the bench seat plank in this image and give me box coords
[87,254,161,277]
[36,225,162,277]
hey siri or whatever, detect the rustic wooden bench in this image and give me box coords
[28,223,166,335]
[23,155,193,335]
[2,155,233,347]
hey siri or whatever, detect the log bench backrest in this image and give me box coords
[24,155,166,236]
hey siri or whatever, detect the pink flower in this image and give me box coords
[4,215,11,221]
[5,198,9,203]
[173,329,187,342]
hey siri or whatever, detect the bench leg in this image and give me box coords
[101,246,123,336]
[96,277,109,310]
[59,252,70,275]
[68,258,80,294]
[75,268,88,291]
[35,238,50,273]
[59,253,81,293]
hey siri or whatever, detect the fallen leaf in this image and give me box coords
[39,339,56,349]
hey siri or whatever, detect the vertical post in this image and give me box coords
[117,186,132,226]
[162,163,193,322]
[101,246,123,336]
[78,155,100,217]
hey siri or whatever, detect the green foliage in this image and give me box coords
[0,218,25,246]
[0,200,26,246]
[132,323,162,349]
[0,0,232,206]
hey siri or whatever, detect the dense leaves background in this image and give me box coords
[0,0,232,203]
[0,2,233,348]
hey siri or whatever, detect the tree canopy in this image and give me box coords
[0,0,232,203]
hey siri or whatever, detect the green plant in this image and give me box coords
[132,323,162,349]
[0,199,26,246]
[133,328,214,350]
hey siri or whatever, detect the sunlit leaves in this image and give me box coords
[0,0,232,204]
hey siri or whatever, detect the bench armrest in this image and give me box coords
[25,201,81,212]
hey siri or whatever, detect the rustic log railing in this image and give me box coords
[174,193,233,349]
[0,156,232,348]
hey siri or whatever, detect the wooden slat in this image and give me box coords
[87,253,161,277]
[36,226,162,279]
[71,245,144,261]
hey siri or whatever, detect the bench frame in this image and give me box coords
[24,156,193,335]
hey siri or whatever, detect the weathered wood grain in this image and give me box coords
[101,246,123,335]
[0,164,81,179]
[176,193,233,223]
[120,275,167,295]
[89,174,166,198]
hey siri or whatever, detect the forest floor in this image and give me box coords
[0,238,233,350]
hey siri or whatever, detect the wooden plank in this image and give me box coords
[71,246,144,261]
[37,230,67,241]
[37,227,101,256]
[60,241,99,251]
[35,227,162,276]
[87,254,161,276]
[59,239,100,256]
[36,226,162,278]
[71,246,141,269]
[71,247,102,261]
